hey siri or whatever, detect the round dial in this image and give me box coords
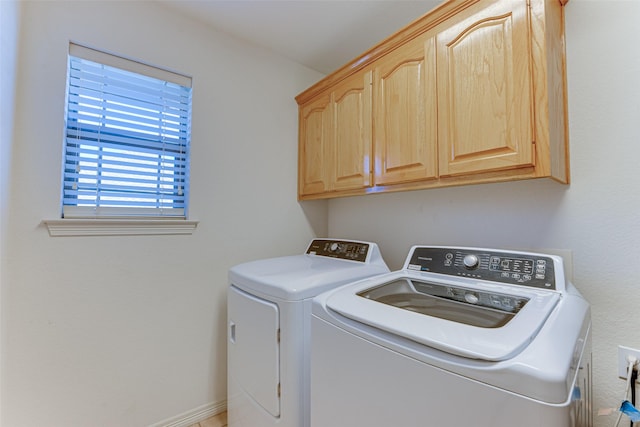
[463,254,479,269]
[329,242,340,252]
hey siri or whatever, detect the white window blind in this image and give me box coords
[62,43,192,219]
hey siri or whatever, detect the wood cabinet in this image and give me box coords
[437,0,534,177]
[298,71,373,197]
[298,93,331,196]
[332,71,373,192]
[373,34,438,186]
[296,0,569,200]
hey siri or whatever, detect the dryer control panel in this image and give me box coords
[306,239,370,262]
[406,247,557,290]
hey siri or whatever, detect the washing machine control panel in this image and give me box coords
[407,247,557,290]
[306,239,370,262]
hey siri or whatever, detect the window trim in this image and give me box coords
[46,43,197,236]
[43,218,198,237]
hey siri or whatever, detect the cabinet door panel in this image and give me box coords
[374,35,438,186]
[437,0,534,177]
[332,71,372,191]
[299,95,331,195]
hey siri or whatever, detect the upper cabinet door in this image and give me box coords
[373,34,438,186]
[298,94,332,196]
[437,0,534,177]
[331,70,373,191]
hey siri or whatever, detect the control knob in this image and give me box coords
[329,242,341,252]
[463,254,479,269]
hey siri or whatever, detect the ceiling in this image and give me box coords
[159,0,443,74]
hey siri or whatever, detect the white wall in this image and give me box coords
[1,1,326,426]
[1,1,22,425]
[328,1,640,425]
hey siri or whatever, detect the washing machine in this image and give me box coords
[311,246,592,427]
[227,239,389,427]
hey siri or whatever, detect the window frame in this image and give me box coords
[45,43,197,237]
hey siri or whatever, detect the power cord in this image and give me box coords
[615,356,639,427]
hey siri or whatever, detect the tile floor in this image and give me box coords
[186,411,227,427]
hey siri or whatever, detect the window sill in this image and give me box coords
[43,219,198,237]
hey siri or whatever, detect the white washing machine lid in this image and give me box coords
[229,244,389,301]
[325,270,561,361]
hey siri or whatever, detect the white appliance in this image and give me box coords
[311,246,592,427]
[227,239,389,427]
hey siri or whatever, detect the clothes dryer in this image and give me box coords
[227,239,389,427]
[311,246,591,427]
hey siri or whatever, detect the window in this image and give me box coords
[62,43,192,219]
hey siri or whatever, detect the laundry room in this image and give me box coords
[0,1,638,427]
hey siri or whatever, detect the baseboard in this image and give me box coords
[149,400,227,427]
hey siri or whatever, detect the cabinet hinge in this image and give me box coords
[277,328,281,343]
[277,383,281,397]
